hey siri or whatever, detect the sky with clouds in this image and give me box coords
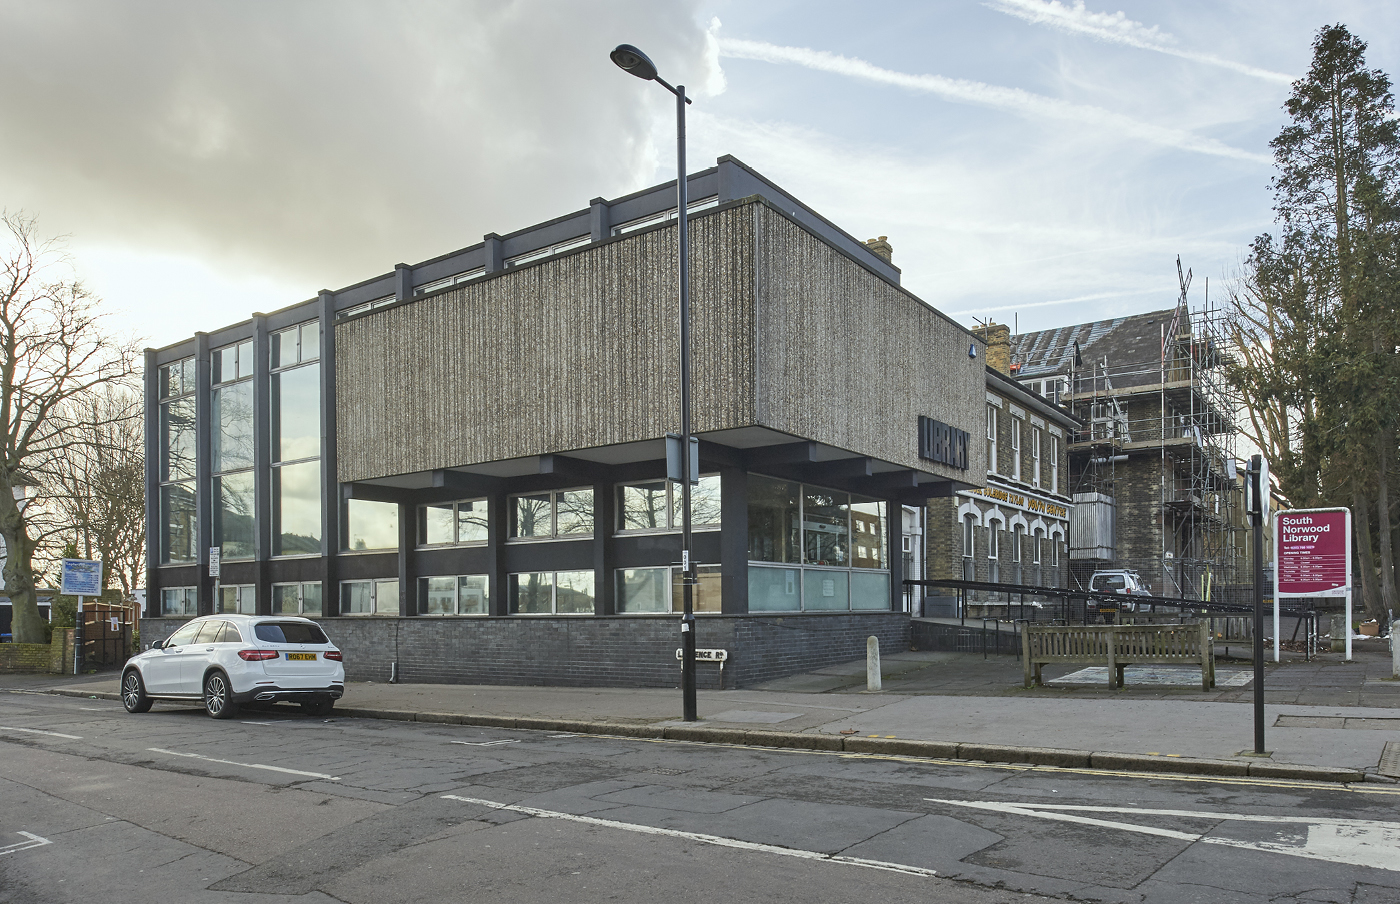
[1,1,1396,350]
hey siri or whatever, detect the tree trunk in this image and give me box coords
[1353,478,1384,625]
[1376,428,1398,624]
[0,490,44,645]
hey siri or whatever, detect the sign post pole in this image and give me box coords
[1249,457,1265,755]
[60,559,103,676]
[74,595,82,675]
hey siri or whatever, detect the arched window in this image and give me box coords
[962,513,977,580]
[987,520,1001,583]
[1012,524,1025,584]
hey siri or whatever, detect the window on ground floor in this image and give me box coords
[418,575,489,616]
[161,586,197,617]
[615,566,722,614]
[273,582,323,616]
[216,584,256,615]
[509,571,594,614]
[341,579,400,615]
[747,565,890,612]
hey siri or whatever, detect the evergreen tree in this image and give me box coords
[1228,24,1400,622]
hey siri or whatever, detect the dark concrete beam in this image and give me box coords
[744,442,816,469]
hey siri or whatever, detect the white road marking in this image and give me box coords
[927,799,1400,872]
[0,832,52,856]
[240,721,274,726]
[450,739,519,747]
[443,794,937,877]
[0,726,81,740]
[147,748,340,781]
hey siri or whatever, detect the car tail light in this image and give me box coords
[323,650,343,661]
[238,649,280,661]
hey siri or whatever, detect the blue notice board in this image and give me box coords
[60,559,103,596]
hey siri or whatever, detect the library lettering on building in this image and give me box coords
[143,156,1073,688]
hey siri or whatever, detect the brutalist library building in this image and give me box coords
[142,156,986,688]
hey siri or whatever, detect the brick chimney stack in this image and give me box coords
[972,322,1012,375]
[864,235,893,262]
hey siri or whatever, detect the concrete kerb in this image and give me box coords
[43,687,1370,784]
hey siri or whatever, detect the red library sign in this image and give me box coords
[1273,508,1351,598]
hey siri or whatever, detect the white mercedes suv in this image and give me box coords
[122,614,345,719]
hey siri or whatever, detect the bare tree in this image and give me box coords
[0,212,139,644]
[46,387,145,598]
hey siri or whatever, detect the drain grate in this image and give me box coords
[1381,742,1400,779]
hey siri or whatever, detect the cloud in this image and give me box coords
[683,108,1254,334]
[985,0,1296,84]
[0,0,714,303]
[719,36,1270,165]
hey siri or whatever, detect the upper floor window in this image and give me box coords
[159,358,197,400]
[418,498,488,546]
[1011,417,1022,481]
[344,498,399,551]
[1051,436,1060,494]
[213,339,254,384]
[616,476,721,533]
[986,406,999,474]
[272,321,320,369]
[1032,430,1042,487]
[511,488,594,539]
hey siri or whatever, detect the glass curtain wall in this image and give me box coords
[747,475,890,612]
[158,358,198,564]
[271,322,322,556]
[211,341,255,560]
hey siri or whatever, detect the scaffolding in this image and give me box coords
[1050,263,1248,602]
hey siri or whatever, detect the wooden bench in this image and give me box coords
[1022,622,1215,690]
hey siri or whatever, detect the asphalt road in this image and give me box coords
[3,690,1399,904]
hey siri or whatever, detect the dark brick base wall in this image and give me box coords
[142,613,911,689]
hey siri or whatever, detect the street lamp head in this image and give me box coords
[610,44,658,81]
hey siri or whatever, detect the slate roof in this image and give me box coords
[1013,308,1189,390]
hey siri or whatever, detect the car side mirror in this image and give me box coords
[150,639,165,650]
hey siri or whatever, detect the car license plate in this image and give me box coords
[285,652,317,661]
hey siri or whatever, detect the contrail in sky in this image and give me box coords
[985,0,1296,84]
[719,38,1271,164]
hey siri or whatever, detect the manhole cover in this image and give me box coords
[1381,742,1400,779]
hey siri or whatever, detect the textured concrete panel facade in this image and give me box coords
[754,206,985,479]
[336,198,983,484]
[336,206,757,483]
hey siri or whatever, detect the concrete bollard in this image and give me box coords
[866,635,882,692]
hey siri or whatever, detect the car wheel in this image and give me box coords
[300,697,334,717]
[121,670,153,713]
[203,671,238,719]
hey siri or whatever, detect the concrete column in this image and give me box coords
[888,500,905,612]
[589,198,611,242]
[594,476,615,615]
[487,490,510,616]
[319,290,340,614]
[143,349,160,618]
[719,467,748,614]
[252,314,270,615]
[394,264,413,302]
[483,234,503,274]
[398,502,415,616]
[194,332,213,616]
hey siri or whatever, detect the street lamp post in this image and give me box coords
[611,43,698,722]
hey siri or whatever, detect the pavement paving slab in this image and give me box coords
[7,645,1396,784]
